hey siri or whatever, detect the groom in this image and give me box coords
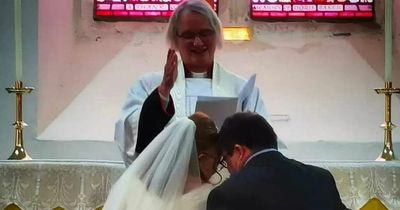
[207,112,348,210]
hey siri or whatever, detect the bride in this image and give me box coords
[103,112,226,210]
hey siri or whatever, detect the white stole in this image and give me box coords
[185,78,212,116]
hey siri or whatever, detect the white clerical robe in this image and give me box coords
[115,61,268,165]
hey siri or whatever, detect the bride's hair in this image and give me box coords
[189,112,219,152]
[189,112,222,183]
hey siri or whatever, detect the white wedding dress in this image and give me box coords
[103,118,214,210]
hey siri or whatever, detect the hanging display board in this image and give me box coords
[250,0,374,22]
[94,0,219,21]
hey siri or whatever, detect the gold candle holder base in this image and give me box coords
[8,145,31,160]
[5,80,34,160]
[374,81,400,161]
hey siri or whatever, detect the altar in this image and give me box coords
[1,159,399,210]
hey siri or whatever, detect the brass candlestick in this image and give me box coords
[5,80,34,160]
[374,81,400,161]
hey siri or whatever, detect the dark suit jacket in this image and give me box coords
[207,151,348,210]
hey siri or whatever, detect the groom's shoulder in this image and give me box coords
[210,174,243,196]
[207,170,267,209]
[211,165,281,199]
[213,169,261,193]
[208,176,247,205]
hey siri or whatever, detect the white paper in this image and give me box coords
[237,74,256,112]
[195,74,256,129]
[195,96,238,129]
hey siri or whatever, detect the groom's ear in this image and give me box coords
[233,144,252,165]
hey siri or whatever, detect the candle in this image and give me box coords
[14,0,22,81]
[384,0,393,82]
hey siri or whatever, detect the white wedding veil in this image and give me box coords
[103,118,202,210]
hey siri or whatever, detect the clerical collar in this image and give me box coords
[183,63,213,78]
[191,71,208,78]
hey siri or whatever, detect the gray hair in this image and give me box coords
[166,0,223,50]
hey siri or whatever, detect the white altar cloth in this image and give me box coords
[0,160,399,210]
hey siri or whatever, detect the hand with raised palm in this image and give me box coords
[158,49,178,98]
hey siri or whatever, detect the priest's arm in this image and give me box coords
[114,73,174,166]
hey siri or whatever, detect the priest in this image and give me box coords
[114,0,268,166]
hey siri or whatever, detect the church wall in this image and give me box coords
[0,0,21,160]
[1,0,399,161]
[37,0,75,133]
[0,0,122,161]
[37,0,136,133]
[395,0,400,82]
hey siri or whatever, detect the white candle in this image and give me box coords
[384,0,393,82]
[14,0,22,81]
